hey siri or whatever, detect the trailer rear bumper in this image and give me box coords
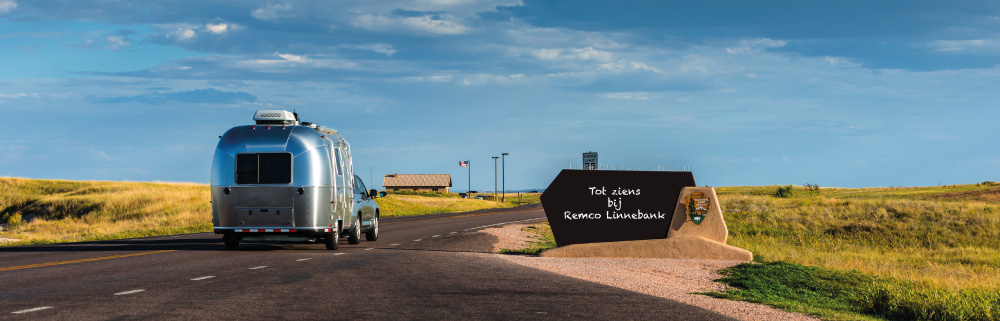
[214,227,335,237]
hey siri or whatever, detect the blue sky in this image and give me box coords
[1,0,998,190]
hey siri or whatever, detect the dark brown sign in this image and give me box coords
[540,169,696,246]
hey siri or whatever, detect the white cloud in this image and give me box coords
[928,39,1000,52]
[166,28,196,40]
[104,36,130,50]
[205,22,243,34]
[531,49,563,60]
[251,3,293,21]
[342,43,397,56]
[278,53,307,63]
[0,0,16,14]
[0,92,40,98]
[598,60,660,73]
[602,92,653,100]
[351,13,469,35]
[725,38,787,55]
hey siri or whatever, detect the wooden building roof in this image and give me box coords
[382,174,452,187]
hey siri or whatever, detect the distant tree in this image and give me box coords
[774,185,794,198]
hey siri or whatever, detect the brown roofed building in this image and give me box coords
[383,174,452,193]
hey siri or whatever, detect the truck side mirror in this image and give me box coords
[379,191,387,198]
[369,189,378,198]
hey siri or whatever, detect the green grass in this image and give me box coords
[715,183,1000,320]
[709,262,1000,321]
[499,222,556,255]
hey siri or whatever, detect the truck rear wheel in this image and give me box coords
[325,228,340,250]
[347,217,362,244]
[223,234,240,250]
[365,215,379,241]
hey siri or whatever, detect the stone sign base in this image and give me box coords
[540,186,752,261]
[539,236,752,261]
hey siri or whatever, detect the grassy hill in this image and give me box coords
[0,178,538,245]
[715,183,1000,320]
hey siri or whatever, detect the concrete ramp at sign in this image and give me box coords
[541,186,753,261]
[539,236,752,261]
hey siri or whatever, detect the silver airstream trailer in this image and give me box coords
[211,110,381,250]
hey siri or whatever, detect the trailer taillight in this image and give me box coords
[251,125,256,130]
[282,125,286,130]
[267,125,271,130]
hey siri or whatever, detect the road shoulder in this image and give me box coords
[481,223,819,321]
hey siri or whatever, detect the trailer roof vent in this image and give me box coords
[253,110,298,125]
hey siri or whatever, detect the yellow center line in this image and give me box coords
[0,249,177,272]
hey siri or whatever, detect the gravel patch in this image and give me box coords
[481,223,818,321]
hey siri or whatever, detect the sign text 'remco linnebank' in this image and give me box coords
[540,169,696,246]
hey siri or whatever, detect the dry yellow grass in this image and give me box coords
[718,184,1000,292]
[0,178,542,244]
[375,192,540,217]
[0,177,212,245]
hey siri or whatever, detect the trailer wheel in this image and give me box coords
[325,228,340,250]
[365,214,379,242]
[347,217,362,244]
[223,234,240,250]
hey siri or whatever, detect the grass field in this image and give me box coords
[0,178,212,245]
[375,191,540,217]
[714,183,1000,320]
[0,178,539,245]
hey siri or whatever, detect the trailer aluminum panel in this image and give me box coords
[210,110,380,250]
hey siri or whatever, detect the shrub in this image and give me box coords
[5,212,22,229]
[773,185,794,198]
[803,183,821,194]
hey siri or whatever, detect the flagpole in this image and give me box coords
[467,159,471,195]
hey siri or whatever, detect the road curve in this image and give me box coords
[0,203,736,320]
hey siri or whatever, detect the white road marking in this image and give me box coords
[249,266,268,270]
[390,243,401,246]
[333,253,345,256]
[364,248,374,251]
[191,276,215,281]
[114,289,145,296]
[463,218,546,232]
[414,239,422,242]
[450,232,457,234]
[12,307,53,314]
[432,235,441,238]
[296,258,312,262]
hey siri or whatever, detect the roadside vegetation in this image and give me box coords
[0,177,541,245]
[498,222,555,255]
[0,178,212,245]
[375,192,540,217]
[717,183,1000,320]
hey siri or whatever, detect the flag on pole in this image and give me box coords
[459,161,469,167]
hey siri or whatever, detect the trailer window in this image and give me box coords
[235,153,292,184]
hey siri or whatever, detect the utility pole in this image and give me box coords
[492,156,499,202]
[501,153,508,202]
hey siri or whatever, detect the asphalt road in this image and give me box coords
[0,203,736,320]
